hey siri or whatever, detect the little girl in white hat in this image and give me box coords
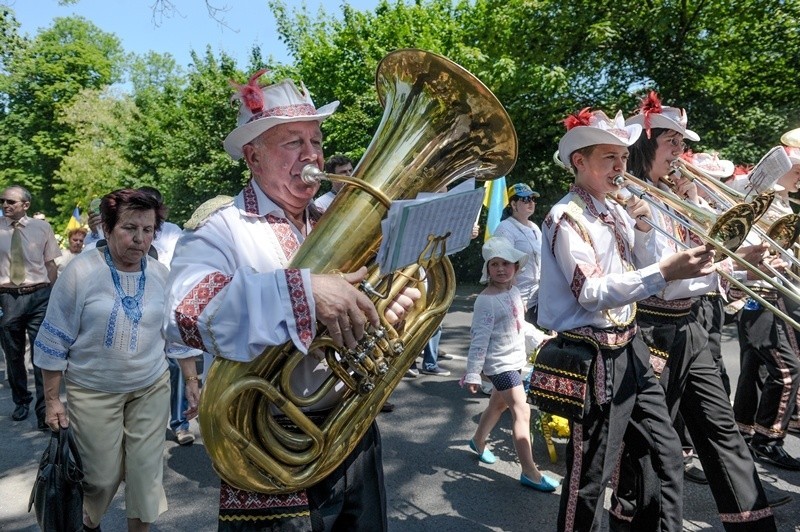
[462,237,557,492]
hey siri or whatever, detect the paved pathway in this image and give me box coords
[1,285,799,530]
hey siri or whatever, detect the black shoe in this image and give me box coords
[750,443,800,471]
[380,402,395,413]
[763,484,792,508]
[11,404,29,421]
[684,463,708,485]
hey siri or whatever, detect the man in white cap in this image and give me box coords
[536,106,715,531]
[164,70,418,531]
[609,93,777,530]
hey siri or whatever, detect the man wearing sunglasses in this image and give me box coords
[0,186,60,430]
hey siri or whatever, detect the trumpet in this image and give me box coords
[611,174,800,332]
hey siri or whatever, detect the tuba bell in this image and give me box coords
[198,49,518,493]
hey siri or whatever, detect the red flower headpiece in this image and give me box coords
[229,68,271,114]
[734,164,753,176]
[563,107,593,131]
[680,148,694,163]
[639,91,663,138]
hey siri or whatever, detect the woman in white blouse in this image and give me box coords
[35,189,174,532]
[493,182,542,322]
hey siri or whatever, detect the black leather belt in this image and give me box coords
[0,283,50,295]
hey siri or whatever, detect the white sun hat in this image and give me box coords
[626,91,700,142]
[479,237,528,284]
[557,108,642,168]
[686,151,734,180]
[223,69,339,160]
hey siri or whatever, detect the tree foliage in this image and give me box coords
[2,1,797,277]
[0,14,123,213]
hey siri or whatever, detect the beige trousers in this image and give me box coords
[66,370,169,525]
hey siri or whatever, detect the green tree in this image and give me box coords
[153,48,245,224]
[52,87,136,230]
[0,16,124,212]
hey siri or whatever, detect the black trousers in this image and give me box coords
[610,304,775,531]
[556,332,682,532]
[0,286,51,422]
[676,294,730,449]
[733,294,800,445]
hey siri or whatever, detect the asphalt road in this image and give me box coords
[1,285,799,531]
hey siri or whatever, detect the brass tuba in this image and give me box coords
[198,49,518,493]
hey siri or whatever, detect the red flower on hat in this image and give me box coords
[680,148,694,163]
[229,68,271,114]
[639,91,663,139]
[563,107,593,131]
[734,164,752,176]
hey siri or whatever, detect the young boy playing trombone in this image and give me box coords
[537,107,716,531]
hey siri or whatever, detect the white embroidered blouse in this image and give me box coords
[33,248,169,393]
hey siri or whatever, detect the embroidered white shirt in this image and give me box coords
[538,186,666,332]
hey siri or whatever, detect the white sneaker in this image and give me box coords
[175,428,195,446]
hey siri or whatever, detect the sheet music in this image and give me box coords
[747,146,792,199]
[377,179,484,275]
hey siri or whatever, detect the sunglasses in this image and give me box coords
[0,198,20,205]
[518,197,536,203]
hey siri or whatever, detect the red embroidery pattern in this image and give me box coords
[570,263,601,300]
[175,272,233,350]
[267,215,300,259]
[243,181,259,215]
[639,296,693,312]
[219,480,308,509]
[649,352,668,378]
[567,325,637,349]
[564,424,584,531]
[529,372,586,402]
[249,103,317,122]
[719,507,773,523]
[285,269,313,350]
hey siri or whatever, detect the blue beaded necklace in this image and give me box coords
[104,246,146,323]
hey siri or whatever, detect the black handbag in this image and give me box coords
[528,336,596,422]
[28,427,85,532]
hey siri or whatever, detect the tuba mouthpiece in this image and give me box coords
[301,165,325,185]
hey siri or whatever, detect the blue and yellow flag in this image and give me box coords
[482,176,508,242]
[66,206,82,232]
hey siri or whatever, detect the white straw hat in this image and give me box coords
[557,108,642,168]
[626,91,700,142]
[480,237,528,284]
[223,70,339,160]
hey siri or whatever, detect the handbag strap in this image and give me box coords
[56,427,84,477]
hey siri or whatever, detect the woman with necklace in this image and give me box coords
[35,189,173,532]
[493,183,542,323]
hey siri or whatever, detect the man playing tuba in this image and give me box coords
[164,70,418,531]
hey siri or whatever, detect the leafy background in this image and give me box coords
[1,0,798,280]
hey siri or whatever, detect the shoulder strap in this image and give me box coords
[184,195,235,230]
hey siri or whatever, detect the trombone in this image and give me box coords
[550,151,800,329]
[674,160,800,284]
[613,173,800,332]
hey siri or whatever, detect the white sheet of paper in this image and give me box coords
[746,146,792,199]
[377,180,484,275]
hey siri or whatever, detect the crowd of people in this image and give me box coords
[2,64,800,532]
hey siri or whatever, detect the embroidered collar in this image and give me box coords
[569,184,610,220]
[235,179,321,225]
